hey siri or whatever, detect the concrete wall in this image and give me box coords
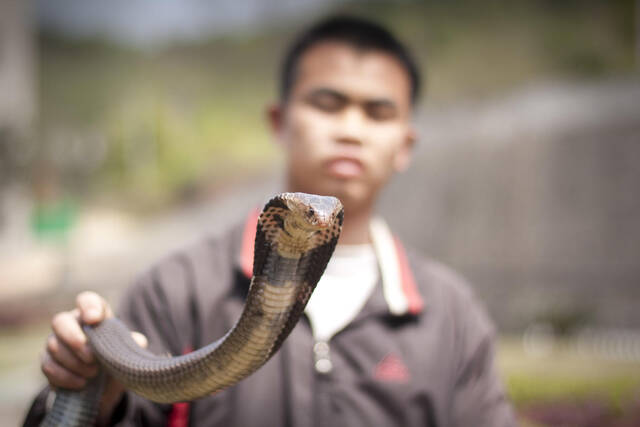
[381,80,640,331]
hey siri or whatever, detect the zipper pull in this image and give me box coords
[313,340,333,374]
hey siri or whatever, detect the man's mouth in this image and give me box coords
[324,157,364,179]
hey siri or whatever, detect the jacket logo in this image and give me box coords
[374,353,410,383]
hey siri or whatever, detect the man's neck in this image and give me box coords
[338,204,373,245]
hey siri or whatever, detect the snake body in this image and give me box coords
[41,193,343,426]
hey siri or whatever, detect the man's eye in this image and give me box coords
[308,94,345,112]
[365,102,397,121]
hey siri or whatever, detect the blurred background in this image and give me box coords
[1,0,639,425]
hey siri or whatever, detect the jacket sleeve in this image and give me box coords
[449,289,517,427]
[21,387,50,427]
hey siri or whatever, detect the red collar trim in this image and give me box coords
[167,346,193,427]
[392,237,424,315]
[239,210,423,315]
[240,208,261,279]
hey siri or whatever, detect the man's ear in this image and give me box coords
[266,103,283,137]
[393,127,416,173]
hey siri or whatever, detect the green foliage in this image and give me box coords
[99,92,273,207]
[498,338,640,409]
[36,0,637,209]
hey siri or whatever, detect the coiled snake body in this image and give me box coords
[41,193,344,426]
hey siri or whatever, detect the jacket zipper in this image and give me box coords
[312,339,331,427]
[313,340,333,374]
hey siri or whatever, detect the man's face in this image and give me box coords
[271,41,415,213]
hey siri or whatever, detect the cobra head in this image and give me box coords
[280,192,344,231]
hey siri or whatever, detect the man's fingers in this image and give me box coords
[41,352,87,390]
[51,311,94,363]
[41,292,116,392]
[46,334,99,379]
[131,332,148,348]
[76,291,113,325]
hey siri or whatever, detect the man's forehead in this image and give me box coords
[293,41,411,104]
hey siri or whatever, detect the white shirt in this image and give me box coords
[305,243,379,342]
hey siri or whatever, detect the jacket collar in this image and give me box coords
[238,209,424,316]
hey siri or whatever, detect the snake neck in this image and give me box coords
[276,221,318,258]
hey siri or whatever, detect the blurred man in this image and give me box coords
[24,16,516,426]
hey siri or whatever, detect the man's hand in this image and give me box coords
[41,291,147,423]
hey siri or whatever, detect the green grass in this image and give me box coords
[498,337,640,410]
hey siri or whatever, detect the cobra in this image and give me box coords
[41,192,344,426]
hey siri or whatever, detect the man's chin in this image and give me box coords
[289,176,375,210]
[313,183,372,213]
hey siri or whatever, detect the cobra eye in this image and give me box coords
[307,208,315,218]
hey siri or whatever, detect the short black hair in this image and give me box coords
[280,15,422,105]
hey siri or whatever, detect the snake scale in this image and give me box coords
[41,193,344,426]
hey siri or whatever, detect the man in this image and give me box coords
[24,16,516,426]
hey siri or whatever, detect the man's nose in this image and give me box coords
[335,106,366,145]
